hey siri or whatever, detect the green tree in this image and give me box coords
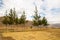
[15,16,19,24]
[8,9,14,25]
[2,8,19,25]
[2,11,8,25]
[33,6,42,26]
[8,8,17,25]
[2,14,8,25]
[19,11,26,24]
[42,17,48,26]
[13,8,17,23]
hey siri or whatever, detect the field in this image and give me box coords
[0,27,60,40]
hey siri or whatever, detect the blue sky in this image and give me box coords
[0,0,3,8]
[0,0,60,24]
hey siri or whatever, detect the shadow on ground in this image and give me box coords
[0,33,15,40]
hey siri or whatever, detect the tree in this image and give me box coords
[8,9,14,25]
[7,8,18,25]
[13,8,17,23]
[2,8,19,25]
[2,14,8,25]
[42,17,48,26]
[15,16,19,24]
[33,6,42,26]
[2,11,8,25]
[19,11,26,24]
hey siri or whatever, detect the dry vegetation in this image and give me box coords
[0,17,60,40]
[0,27,60,40]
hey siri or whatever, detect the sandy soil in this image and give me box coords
[2,30,60,40]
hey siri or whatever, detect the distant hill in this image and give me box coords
[49,24,60,28]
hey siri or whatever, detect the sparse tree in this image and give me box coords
[2,8,48,26]
[15,16,19,24]
[2,8,18,25]
[19,11,26,24]
[8,8,17,25]
[13,8,17,23]
[8,9,14,25]
[2,14,8,25]
[33,6,42,26]
[42,17,48,26]
[2,10,8,25]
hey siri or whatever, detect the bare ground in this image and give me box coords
[0,28,60,40]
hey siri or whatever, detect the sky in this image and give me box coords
[0,0,60,24]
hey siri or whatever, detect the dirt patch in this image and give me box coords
[2,30,60,40]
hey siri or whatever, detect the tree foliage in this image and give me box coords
[15,17,19,24]
[42,17,48,26]
[19,11,26,24]
[2,14,8,25]
[8,9,14,24]
[2,8,48,26]
[33,6,42,26]
[33,6,48,26]
[2,8,17,25]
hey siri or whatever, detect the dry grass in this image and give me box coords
[1,28,60,40]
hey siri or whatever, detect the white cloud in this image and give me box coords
[2,0,42,20]
[46,0,60,9]
[41,0,60,24]
[0,0,60,24]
